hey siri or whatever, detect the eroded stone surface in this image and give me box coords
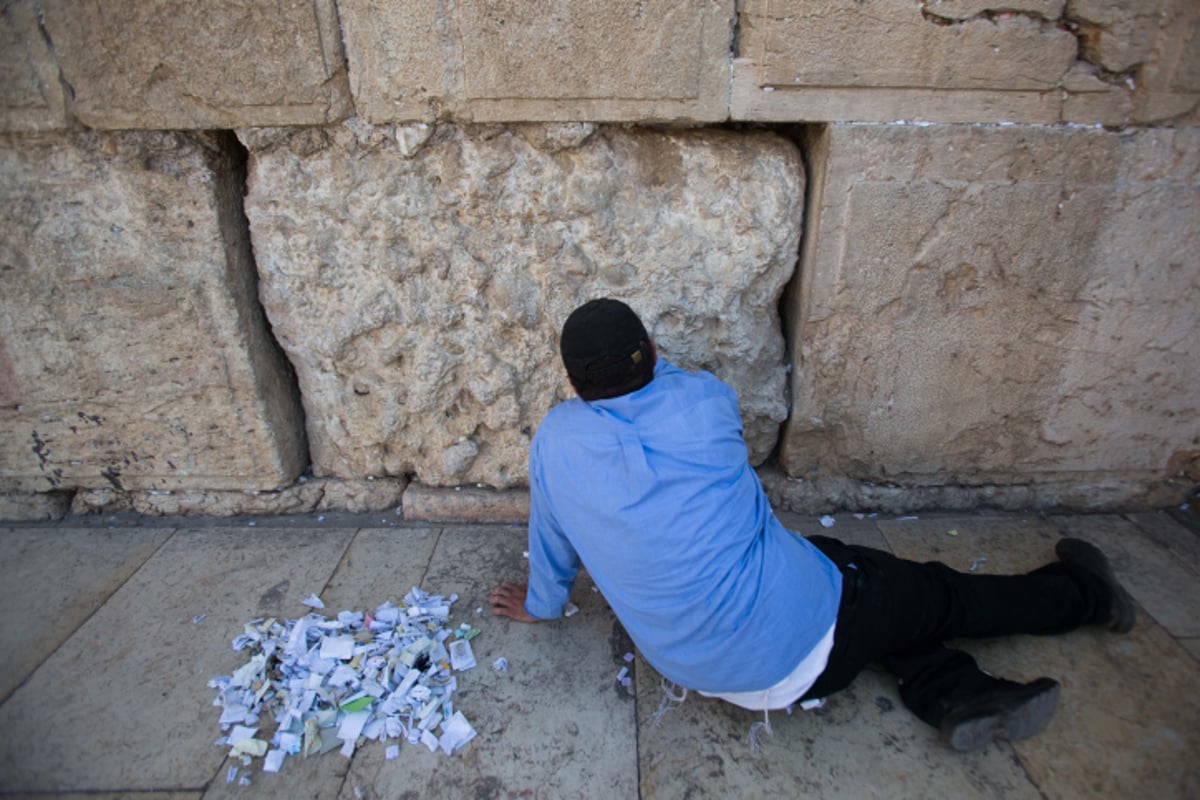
[340,0,732,123]
[0,0,68,132]
[731,0,1141,124]
[243,121,802,488]
[0,131,307,493]
[69,478,407,517]
[780,124,1200,496]
[742,0,1076,91]
[38,0,351,129]
[402,483,530,523]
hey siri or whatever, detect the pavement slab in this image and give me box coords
[0,526,355,793]
[882,516,1200,800]
[0,525,174,702]
[338,525,638,800]
[200,526,441,800]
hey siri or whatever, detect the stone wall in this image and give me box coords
[0,1,1196,518]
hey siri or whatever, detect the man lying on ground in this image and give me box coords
[490,298,1135,751]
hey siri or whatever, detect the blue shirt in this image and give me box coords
[524,360,843,693]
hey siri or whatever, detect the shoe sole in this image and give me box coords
[943,680,1061,752]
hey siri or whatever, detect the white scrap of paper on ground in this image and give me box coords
[386,744,400,761]
[320,635,356,661]
[439,711,477,754]
[230,737,268,758]
[563,602,579,617]
[337,709,370,743]
[819,515,836,528]
[492,657,509,672]
[421,729,439,752]
[301,594,325,609]
[263,749,286,773]
[228,725,258,745]
[449,639,477,671]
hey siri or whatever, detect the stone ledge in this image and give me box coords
[758,465,1196,516]
[0,491,73,522]
[62,477,407,518]
[401,483,531,524]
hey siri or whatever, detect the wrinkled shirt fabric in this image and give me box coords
[524,360,843,695]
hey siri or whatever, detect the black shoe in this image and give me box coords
[1055,537,1137,633]
[939,678,1061,752]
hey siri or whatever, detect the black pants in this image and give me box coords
[799,536,1111,727]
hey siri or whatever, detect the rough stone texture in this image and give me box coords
[38,0,351,130]
[731,0,1134,125]
[0,490,72,522]
[759,466,1195,516]
[0,0,68,132]
[0,131,307,493]
[779,124,1200,499]
[1125,0,1200,124]
[242,121,803,488]
[402,483,531,524]
[340,0,733,123]
[67,477,406,517]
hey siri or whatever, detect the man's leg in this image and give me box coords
[800,535,1122,747]
[879,644,1061,751]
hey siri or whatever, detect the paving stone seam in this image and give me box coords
[0,525,182,708]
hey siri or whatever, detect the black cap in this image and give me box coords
[559,298,651,383]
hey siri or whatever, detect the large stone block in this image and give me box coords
[38,0,351,130]
[0,0,68,132]
[0,131,307,492]
[1124,0,1200,124]
[780,123,1200,491]
[340,0,733,123]
[731,0,1131,125]
[241,121,803,488]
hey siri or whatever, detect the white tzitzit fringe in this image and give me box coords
[748,691,774,755]
[651,678,689,726]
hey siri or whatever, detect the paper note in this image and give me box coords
[449,639,477,671]
[320,635,356,661]
[263,749,286,773]
[438,711,477,754]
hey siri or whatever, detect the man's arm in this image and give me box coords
[490,445,581,622]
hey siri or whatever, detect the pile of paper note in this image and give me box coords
[208,587,479,777]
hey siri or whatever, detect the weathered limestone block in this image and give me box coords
[0,0,68,132]
[340,0,733,123]
[38,0,351,130]
[744,0,1075,90]
[780,124,1200,496]
[241,121,803,488]
[1067,0,1161,74]
[402,483,531,524]
[69,477,407,517]
[732,0,1131,125]
[1124,0,1200,124]
[0,131,307,493]
[0,491,72,522]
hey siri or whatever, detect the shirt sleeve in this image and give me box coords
[523,441,581,620]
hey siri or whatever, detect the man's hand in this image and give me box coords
[489,581,538,623]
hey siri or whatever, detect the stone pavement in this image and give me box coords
[0,508,1197,799]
